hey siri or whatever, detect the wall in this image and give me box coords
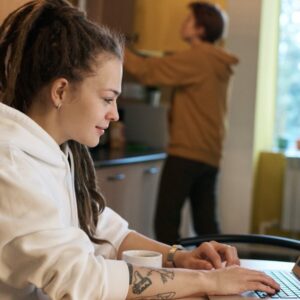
[0,0,28,22]
[218,0,262,233]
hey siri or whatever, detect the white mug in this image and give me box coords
[122,250,163,268]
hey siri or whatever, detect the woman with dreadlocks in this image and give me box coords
[0,1,279,299]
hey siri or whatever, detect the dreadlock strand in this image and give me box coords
[3,1,46,105]
[0,3,34,97]
[68,141,106,241]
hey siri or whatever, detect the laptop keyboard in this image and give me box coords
[256,270,300,299]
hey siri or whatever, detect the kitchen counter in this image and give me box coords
[90,146,166,168]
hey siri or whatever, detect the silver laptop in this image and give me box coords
[209,256,300,300]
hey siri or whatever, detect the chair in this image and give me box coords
[178,234,300,262]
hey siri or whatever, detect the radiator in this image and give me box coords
[281,156,300,231]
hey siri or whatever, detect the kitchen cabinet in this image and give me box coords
[84,0,227,53]
[96,160,164,239]
[85,0,135,37]
[133,0,228,52]
[1,0,28,22]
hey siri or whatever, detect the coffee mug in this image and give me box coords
[122,250,163,268]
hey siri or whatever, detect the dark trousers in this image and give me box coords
[154,155,220,245]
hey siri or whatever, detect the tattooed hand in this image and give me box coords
[125,260,279,299]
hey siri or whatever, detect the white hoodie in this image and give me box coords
[0,103,131,300]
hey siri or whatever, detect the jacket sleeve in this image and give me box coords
[124,48,206,86]
[0,153,129,299]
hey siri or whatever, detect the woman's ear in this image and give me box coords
[196,26,206,40]
[50,78,69,109]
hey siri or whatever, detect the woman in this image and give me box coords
[0,0,279,299]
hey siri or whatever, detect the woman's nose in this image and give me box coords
[108,102,119,122]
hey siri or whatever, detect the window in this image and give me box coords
[275,0,300,151]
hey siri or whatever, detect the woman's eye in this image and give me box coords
[103,98,113,103]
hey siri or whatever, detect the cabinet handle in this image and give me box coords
[144,167,159,175]
[107,173,126,181]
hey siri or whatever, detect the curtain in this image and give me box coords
[281,157,300,231]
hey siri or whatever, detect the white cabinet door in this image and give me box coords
[139,162,163,238]
[96,160,163,238]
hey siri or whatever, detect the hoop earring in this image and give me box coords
[55,103,62,110]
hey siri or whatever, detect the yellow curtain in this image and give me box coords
[252,152,300,238]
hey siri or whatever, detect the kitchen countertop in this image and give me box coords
[90,146,167,168]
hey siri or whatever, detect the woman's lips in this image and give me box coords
[96,126,105,136]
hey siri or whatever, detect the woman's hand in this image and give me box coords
[174,240,240,270]
[204,265,280,296]
[126,264,280,299]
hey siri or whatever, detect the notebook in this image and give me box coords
[209,256,300,300]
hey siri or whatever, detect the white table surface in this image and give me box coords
[240,258,294,271]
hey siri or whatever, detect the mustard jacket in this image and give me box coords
[124,42,239,167]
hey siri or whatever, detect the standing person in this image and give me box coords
[0,1,279,299]
[124,2,239,244]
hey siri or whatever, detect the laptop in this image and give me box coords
[209,256,300,300]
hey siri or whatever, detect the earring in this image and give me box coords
[55,103,62,110]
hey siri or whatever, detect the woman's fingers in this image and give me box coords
[196,242,223,269]
[239,269,280,293]
[189,258,214,270]
[210,241,240,266]
[196,241,239,269]
[224,245,240,266]
[207,266,281,296]
[253,270,280,291]
[256,283,276,294]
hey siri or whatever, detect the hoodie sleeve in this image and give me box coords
[93,207,134,259]
[0,150,129,300]
[124,47,207,86]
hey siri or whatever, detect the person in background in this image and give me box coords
[124,1,239,245]
[0,1,279,299]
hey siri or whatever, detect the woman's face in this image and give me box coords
[58,54,123,147]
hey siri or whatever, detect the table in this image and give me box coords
[241,259,293,271]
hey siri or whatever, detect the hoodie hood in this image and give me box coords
[208,44,239,65]
[197,41,239,80]
[0,102,67,168]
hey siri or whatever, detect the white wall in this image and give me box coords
[218,0,262,233]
